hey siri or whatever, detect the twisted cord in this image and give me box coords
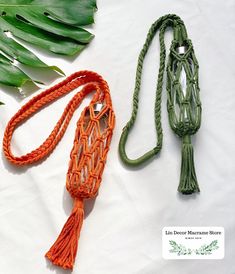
[119,14,186,166]
[3,70,112,166]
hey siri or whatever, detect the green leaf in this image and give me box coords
[1,6,94,44]
[0,0,96,92]
[0,30,63,75]
[0,16,86,55]
[0,53,35,87]
[0,0,97,26]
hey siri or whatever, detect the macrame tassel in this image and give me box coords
[45,198,84,270]
[178,135,200,194]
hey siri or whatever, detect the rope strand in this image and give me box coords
[119,14,201,194]
[3,71,112,165]
[3,70,115,269]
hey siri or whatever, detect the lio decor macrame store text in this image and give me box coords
[165,230,222,236]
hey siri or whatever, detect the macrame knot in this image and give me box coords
[189,78,196,85]
[182,99,190,105]
[73,197,84,210]
[173,79,179,86]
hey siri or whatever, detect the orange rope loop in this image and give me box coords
[3,70,115,270]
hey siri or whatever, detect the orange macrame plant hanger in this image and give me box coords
[3,71,115,270]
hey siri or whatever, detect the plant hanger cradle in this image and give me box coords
[3,70,115,269]
[119,14,202,194]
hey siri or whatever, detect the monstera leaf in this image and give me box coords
[0,0,97,97]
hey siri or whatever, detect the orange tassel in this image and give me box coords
[45,198,84,270]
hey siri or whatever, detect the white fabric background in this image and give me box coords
[0,0,235,273]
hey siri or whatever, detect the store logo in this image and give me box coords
[162,227,224,259]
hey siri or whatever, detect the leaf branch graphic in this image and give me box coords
[169,240,219,256]
[169,240,192,255]
[195,240,219,255]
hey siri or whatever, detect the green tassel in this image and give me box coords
[178,135,200,194]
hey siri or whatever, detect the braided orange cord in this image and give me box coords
[2,70,115,270]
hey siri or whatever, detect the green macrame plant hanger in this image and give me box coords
[119,14,202,194]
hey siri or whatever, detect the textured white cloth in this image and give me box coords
[0,1,235,273]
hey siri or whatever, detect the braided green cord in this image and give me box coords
[119,14,187,165]
[118,14,201,194]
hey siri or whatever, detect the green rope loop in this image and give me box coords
[118,14,202,194]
